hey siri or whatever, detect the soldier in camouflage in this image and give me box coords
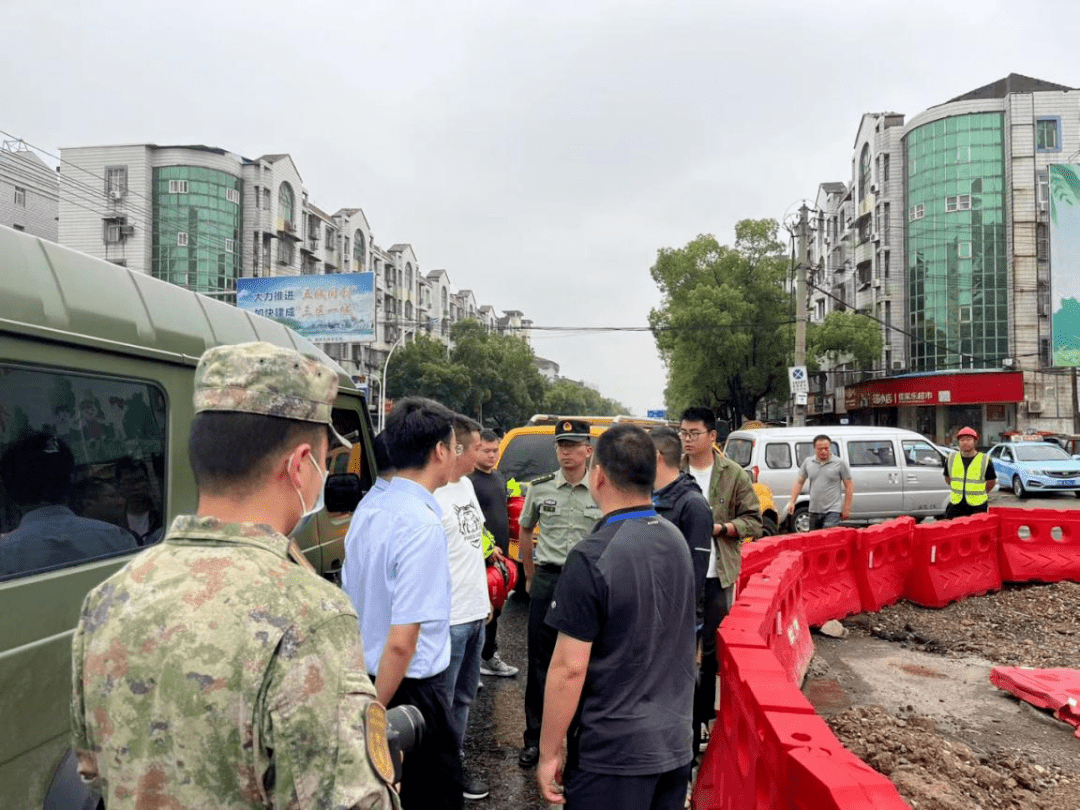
[71,341,398,809]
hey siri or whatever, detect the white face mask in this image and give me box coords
[289,452,327,538]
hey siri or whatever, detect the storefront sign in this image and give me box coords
[844,372,1023,411]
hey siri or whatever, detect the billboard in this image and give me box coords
[1049,164,1080,366]
[236,273,375,343]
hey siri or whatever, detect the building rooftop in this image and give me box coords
[945,73,1075,104]
[820,182,846,194]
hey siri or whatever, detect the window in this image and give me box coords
[226,188,240,205]
[168,179,189,194]
[277,238,294,265]
[13,186,25,207]
[1036,118,1060,152]
[945,195,971,212]
[764,443,792,469]
[959,241,972,258]
[956,146,970,163]
[859,143,871,200]
[882,203,890,244]
[325,228,335,250]
[724,438,753,467]
[902,440,943,467]
[847,440,896,467]
[1038,170,1049,209]
[353,230,366,271]
[254,186,261,209]
[105,223,122,243]
[909,204,925,221]
[177,232,189,247]
[1037,223,1048,262]
[882,153,890,183]
[0,363,167,580]
[105,167,128,196]
[959,305,972,323]
[278,182,295,230]
[225,238,235,254]
[909,157,917,176]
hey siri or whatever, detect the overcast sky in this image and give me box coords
[3,0,1078,415]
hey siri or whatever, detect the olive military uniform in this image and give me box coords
[519,467,602,750]
[71,342,397,809]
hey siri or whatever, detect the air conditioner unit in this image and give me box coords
[119,225,135,236]
[1038,200,1049,213]
[870,183,879,193]
[1027,400,1043,414]
[109,190,125,201]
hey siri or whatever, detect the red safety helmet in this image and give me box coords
[487,556,518,610]
[956,427,979,439]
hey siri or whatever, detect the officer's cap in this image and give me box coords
[194,342,351,447]
[554,418,591,443]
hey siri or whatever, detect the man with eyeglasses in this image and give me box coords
[517,418,602,769]
[678,407,761,754]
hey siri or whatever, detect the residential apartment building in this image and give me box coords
[805,74,1078,441]
[0,141,58,240]
[56,143,527,403]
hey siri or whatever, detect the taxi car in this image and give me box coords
[987,438,1080,499]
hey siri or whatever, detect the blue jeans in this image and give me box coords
[810,511,841,531]
[441,619,484,748]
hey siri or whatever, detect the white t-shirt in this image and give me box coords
[434,476,490,625]
[689,463,719,579]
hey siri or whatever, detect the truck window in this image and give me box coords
[0,364,167,580]
[847,439,897,467]
[724,437,753,467]
[764,442,792,469]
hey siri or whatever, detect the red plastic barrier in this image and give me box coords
[797,527,863,626]
[785,747,913,809]
[991,507,1080,584]
[738,534,796,590]
[990,666,1080,736]
[759,552,814,684]
[854,517,915,612]
[905,513,1001,607]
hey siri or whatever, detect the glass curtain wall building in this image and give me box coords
[152,166,243,298]
[906,112,1008,372]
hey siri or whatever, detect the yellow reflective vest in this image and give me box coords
[948,451,988,505]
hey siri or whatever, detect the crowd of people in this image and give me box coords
[69,341,1001,809]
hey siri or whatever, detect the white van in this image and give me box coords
[723,426,951,532]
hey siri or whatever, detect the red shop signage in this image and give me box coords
[844,371,1023,410]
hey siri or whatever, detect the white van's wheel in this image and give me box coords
[792,506,811,533]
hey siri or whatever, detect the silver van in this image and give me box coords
[724,426,951,532]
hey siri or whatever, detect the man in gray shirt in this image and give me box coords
[784,434,853,531]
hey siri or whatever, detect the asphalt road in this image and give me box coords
[985,487,1080,510]
[461,591,551,809]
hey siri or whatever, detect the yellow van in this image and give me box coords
[0,225,376,809]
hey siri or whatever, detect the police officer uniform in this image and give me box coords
[71,343,398,810]
[519,419,602,766]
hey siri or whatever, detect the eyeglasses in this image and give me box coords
[678,430,709,439]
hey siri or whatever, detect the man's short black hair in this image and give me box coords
[812,434,832,447]
[679,407,716,432]
[594,424,656,498]
[650,426,683,468]
[0,432,75,506]
[384,397,454,471]
[188,412,324,495]
[452,415,482,445]
[479,429,500,444]
[372,432,395,473]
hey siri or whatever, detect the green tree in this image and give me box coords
[649,220,791,425]
[806,309,884,372]
[384,334,471,412]
[542,378,628,416]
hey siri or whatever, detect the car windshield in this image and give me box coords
[1014,444,1072,462]
[497,434,559,482]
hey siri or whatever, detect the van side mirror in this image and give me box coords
[325,473,362,513]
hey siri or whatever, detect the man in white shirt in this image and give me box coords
[435,415,491,801]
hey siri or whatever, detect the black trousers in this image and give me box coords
[481,607,500,660]
[694,578,734,747]
[564,764,693,810]
[524,567,561,746]
[944,500,989,520]
[384,674,464,810]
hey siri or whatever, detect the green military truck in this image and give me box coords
[0,225,377,809]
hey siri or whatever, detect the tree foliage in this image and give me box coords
[806,309,884,372]
[385,320,550,429]
[542,378,628,416]
[649,220,792,425]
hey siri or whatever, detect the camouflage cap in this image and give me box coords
[194,342,338,426]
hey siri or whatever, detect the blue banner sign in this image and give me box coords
[236,273,375,343]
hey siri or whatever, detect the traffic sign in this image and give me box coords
[647,409,666,419]
[788,366,809,394]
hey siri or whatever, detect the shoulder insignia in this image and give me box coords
[531,473,556,485]
[364,703,395,784]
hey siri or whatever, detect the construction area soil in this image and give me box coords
[803,580,1080,810]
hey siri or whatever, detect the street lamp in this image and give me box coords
[379,328,414,433]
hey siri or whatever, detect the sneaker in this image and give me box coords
[463,769,490,801]
[480,652,519,677]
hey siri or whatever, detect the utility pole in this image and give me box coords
[794,203,809,427]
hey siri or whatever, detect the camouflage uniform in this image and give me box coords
[71,342,397,809]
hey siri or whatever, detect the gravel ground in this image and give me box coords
[812,581,1080,810]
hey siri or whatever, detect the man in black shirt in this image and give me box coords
[538,424,696,810]
[469,429,519,677]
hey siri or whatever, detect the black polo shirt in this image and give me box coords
[545,506,696,776]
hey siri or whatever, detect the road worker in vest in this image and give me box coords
[943,426,997,519]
